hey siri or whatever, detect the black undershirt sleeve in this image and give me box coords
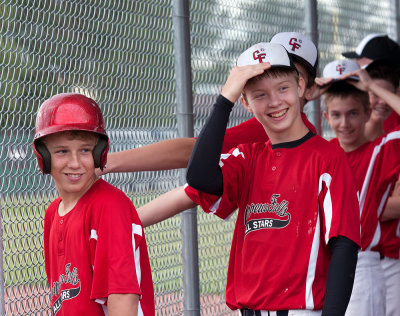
[322,235,359,316]
[186,95,234,196]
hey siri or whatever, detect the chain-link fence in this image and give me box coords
[0,0,398,315]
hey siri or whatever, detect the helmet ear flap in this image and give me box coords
[35,141,52,174]
[93,136,109,170]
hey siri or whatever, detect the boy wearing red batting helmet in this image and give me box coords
[185,43,361,315]
[33,93,155,316]
[321,59,400,316]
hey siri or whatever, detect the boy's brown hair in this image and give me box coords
[324,81,370,112]
[367,61,399,90]
[242,67,299,102]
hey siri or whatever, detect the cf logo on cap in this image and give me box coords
[253,50,266,63]
[289,38,302,51]
[336,64,345,75]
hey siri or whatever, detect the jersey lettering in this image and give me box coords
[244,194,291,235]
[51,263,81,315]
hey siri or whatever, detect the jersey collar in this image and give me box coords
[271,130,315,150]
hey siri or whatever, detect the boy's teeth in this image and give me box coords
[270,109,286,118]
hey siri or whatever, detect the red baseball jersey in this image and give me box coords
[330,129,400,251]
[44,179,155,316]
[222,112,316,153]
[384,111,400,133]
[185,134,361,311]
[379,218,400,259]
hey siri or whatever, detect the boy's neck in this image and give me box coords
[57,176,99,216]
[266,118,310,145]
[339,137,369,153]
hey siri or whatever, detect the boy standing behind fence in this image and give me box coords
[32,93,155,316]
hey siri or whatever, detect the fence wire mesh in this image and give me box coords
[0,0,397,315]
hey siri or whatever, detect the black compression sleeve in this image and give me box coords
[186,95,234,196]
[322,236,359,316]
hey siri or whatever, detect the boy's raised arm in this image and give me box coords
[342,69,400,116]
[98,137,196,175]
[186,63,270,195]
[137,186,196,227]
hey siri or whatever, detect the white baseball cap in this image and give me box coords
[271,32,318,76]
[236,42,296,72]
[322,59,360,81]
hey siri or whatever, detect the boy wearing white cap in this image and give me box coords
[184,43,361,316]
[97,32,322,175]
[321,59,400,316]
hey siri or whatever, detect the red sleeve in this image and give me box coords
[222,118,268,153]
[90,195,142,299]
[185,145,249,219]
[319,148,361,247]
[384,111,400,133]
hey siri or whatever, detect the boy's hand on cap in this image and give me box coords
[339,69,372,91]
[307,77,333,100]
[315,77,334,87]
[221,62,270,103]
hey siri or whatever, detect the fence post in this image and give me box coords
[172,1,201,315]
[393,0,400,41]
[0,204,4,316]
[304,0,322,135]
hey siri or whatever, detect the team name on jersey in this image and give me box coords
[244,194,291,235]
[51,263,81,315]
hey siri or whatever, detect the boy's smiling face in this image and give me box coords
[241,71,306,144]
[44,131,98,201]
[324,95,370,152]
[368,78,395,123]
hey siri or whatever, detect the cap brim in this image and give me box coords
[290,54,316,77]
[342,51,360,59]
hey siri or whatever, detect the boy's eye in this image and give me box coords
[81,148,93,153]
[55,149,67,154]
[255,93,265,99]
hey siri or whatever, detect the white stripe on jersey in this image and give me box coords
[132,223,143,316]
[366,183,392,251]
[359,130,400,214]
[90,229,98,241]
[306,211,320,309]
[318,173,333,244]
[219,148,245,167]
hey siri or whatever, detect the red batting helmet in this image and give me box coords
[33,93,109,174]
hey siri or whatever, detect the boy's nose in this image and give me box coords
[68,152,81,168]
[268,93,281,107]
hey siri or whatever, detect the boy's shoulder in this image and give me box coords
[295,134,352,167]
[84,179,134,207]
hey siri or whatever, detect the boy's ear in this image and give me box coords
[240,95,253,114]
[323,110,330,125]
[297,76,306,99]
[304,82,317,101]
